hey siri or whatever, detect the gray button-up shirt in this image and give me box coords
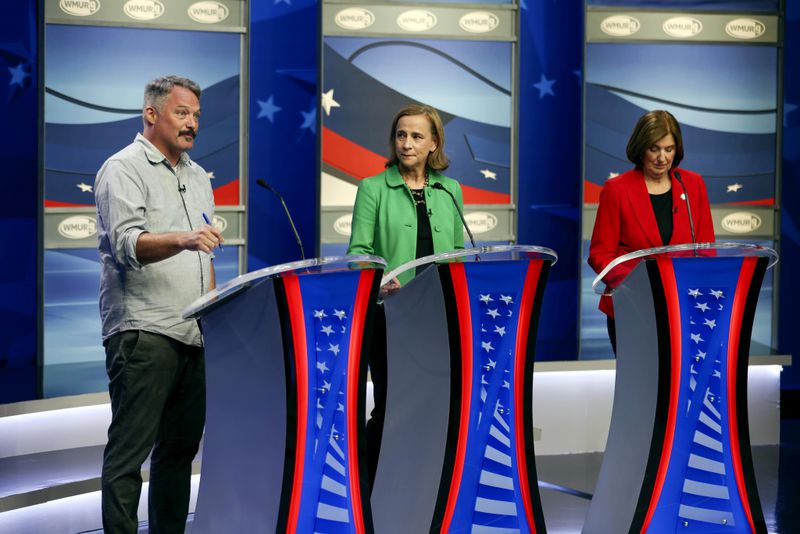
[95,133,215,347]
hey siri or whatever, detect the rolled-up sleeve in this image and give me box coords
[96,159,147,270]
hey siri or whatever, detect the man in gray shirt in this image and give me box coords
[94,75,223,533]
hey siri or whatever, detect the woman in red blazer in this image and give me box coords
[588,110,715,351]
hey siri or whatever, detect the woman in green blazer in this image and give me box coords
[347,104,466,487]
[347,104,465,292]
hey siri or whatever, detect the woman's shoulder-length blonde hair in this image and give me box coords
[385,104,449,171]
[626,110,685,170]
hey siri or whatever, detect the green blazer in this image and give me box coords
[347,165,465,286]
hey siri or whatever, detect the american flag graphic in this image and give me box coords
[308,305,355,533]
[673,285,737,529]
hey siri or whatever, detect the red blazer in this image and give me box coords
[588,167,715,316]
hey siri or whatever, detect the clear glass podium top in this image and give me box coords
[381,245,558,287]
[591,242,779,296]
[183,255,386,319]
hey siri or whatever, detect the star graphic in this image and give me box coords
[690,333,704,344]
[502,380,510,389]
[322,380,331,392]
[709,289,724,299]
[207,171,215,180]
[480,294,493,303]
[507,310,513,317]
[321,88,340,116]
[480,169,497,180]
[340,325,347,334]
[696,350,706,359]
[494,325,506,337]
[337,403,344,412]
[695,302,710,312]
[320,324,334,336]
[486,358,496,369]
[317,361,329,373]
[76,182,93,193]
[313,309,327,319]
[499,295,513,305]
[334,309,347,320]
[727,183,743,193]
[300,107,316,133]
[533,74,556,98]
[482,341,495,353]
[486,309,500,319]
[327,343,340,355]
[608,172,619,179]
[257,95,282,123]
[8,63,29,87]
[703,318,716,329]
[688,288,701,297]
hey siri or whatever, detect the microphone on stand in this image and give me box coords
[432,182,476,249]
[672,171,695,245]
[256,179,306,260]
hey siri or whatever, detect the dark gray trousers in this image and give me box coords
[101,330,206,534]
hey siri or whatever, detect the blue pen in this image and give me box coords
[202,213,223,250]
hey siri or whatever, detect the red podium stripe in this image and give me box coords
[641,258,683,533]
[346,270,375,534]
[513,260,543,532]
[439,263,474,533]
[282,274,309,534]
[726,257,758,533]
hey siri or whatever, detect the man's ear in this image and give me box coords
[143,106,157,126]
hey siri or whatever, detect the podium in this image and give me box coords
[372,245,557,534]
[584,243,778,533]
[182,255,385,534]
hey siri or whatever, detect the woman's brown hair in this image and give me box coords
[385,104,449,171]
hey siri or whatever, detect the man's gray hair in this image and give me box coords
[142,75,201,121]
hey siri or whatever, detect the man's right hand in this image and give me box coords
[181,224,224,254]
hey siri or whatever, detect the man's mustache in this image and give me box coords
[179,130,196,139]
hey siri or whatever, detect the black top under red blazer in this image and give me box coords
[588,167,715,316]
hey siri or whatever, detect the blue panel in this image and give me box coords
[295,271,365,533]
[248,2,319,270]
[0,1,38,403]
[518,0,583,360]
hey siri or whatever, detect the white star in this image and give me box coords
[334,309,347,320]
[703,318,716,329]
[713,370,721,378]
[340,325,347,334]
[76,182,93,193]
[727,183,743,193]
[482,341,495,353]
[486,358,496,368]
[317,361,329,373]
[718,304,724,311]
[313,309,327,319]
[500,295,513,305]
[507,310,513,317]
[494,325,506,337]
[502,380,510,389]
[481,374,489,385]
[337,403,344,412]
[696,350,706,359]
[695,302,710,312]
[480,169,497,180]
[480,294,493,303]
[316,398,324,409]
[608,172,619,179]
[691,333,704,344]
[321,89,340,116]
[486,309,500,319]
[321,380,331,392]
[327,343,340,356]
[688,288,701,297]
[207,171,215,180]
[709,290,724,299]
[320,324,334,336]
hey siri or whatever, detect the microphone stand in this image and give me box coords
[256,179,306,260]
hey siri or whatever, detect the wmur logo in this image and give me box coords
[662,16,703,38]
[59,0,101,16]
[721,212,762,234]
[334,7,375,30]
[464,212,498,234]
[458,11,499,34]
[600,15,641,37]
[396,9,437,32]
[333,214,352,236]
[211,214,228,233]
[188,1,229,24]
[123,0,164,21]
[725,18,766,39]
[58,215,97,240]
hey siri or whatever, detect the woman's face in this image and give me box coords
[642,133,676,181]
[394,114,437,172]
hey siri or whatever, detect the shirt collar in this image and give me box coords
[135,133,193,168]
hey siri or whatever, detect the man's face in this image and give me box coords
[146,86,201,163]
